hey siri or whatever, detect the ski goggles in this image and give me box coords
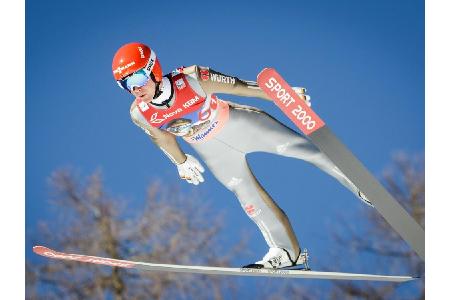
[117,68,151,92]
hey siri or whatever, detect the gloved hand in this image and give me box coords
[293,87,311,107]
[177,154,205,185]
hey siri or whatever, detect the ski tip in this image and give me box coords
[257,67,276,78]
[33,245,52,256]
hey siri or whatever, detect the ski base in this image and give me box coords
[33,246,417,282]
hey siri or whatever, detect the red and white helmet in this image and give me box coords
[112,42,163,90]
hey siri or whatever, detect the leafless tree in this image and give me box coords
[27,153,423,299]
[26,168,247,300]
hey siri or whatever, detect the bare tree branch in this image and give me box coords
[27,168,248,299]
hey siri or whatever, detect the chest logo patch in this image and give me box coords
[138,101,150,112]
[175,78,186,90]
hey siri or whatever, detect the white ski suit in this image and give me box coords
[130,66,364,261]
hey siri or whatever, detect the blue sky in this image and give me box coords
[26,0,424,294]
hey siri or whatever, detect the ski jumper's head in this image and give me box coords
[112,42,163,101]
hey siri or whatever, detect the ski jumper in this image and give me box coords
[130,66,363,261]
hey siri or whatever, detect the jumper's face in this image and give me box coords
[130,76,157,103]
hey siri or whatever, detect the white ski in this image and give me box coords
[33,246,416,282]
[257,68,425,261]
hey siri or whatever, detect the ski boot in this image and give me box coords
[243,247,310,270]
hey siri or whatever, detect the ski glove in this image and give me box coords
[177,154,205,185]
[293,87,311,107]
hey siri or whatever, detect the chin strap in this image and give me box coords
[152,80,162,98]
[150,79,172,108]
[150,98,171,108]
